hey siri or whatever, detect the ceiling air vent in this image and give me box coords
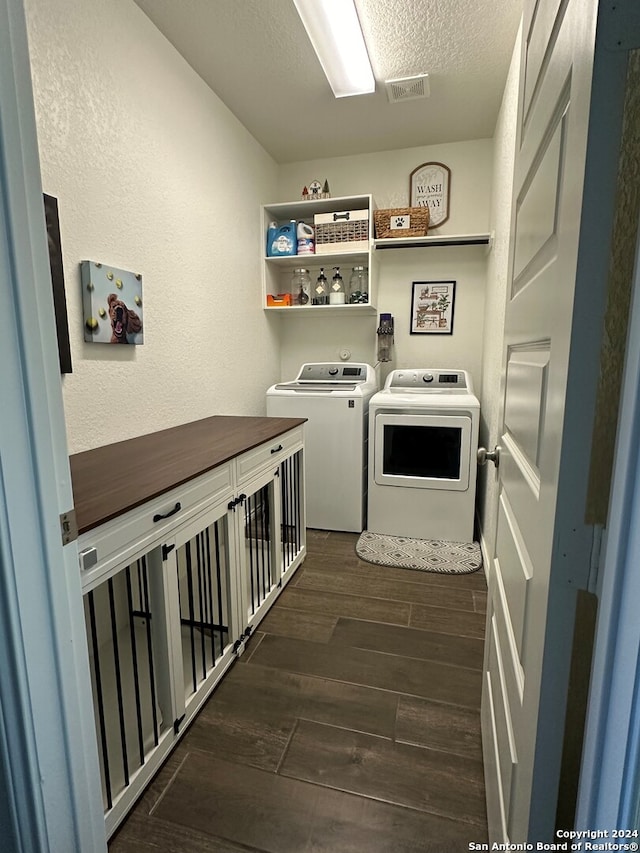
[384,74,430,103]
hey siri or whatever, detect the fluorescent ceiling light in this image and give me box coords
[293,0,375,98]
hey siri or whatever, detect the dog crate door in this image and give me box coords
[279,448,305,577]
[83,548,172,826]
[237,467,280,631]
[169,503,239,717]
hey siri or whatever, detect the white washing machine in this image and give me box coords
[368,368,480,543]
[266,363,378,532]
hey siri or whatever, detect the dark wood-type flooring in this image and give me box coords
[109,530,488,853]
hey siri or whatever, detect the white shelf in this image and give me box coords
[262,194,378,315]
[264,303,376,315]
[263,194,371,223]
[373,232,492,250]
[264,250,369,270]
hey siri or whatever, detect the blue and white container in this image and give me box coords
[267,220,297,257]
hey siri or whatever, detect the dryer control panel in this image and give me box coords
[386,369,472,392]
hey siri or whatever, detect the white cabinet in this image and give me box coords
[261,194,378,315]
[77,424,304,838]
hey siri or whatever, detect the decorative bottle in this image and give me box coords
[329,267,345,305]
[314,268,328,305]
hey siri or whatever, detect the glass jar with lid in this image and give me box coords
[291,268,311,305]
[348,266,368,303]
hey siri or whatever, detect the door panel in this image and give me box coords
[482,0,598,842]
[513,120,563,283]
[495,494,533,658]
[522,0,566,120]
[504,346,550,467]
[487,617,518,816]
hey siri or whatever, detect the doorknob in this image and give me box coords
[478,445,501,467]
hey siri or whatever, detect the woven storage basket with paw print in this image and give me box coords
[374,207,430,239]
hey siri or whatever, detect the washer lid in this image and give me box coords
[273,382,359,392]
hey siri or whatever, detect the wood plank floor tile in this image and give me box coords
[304,552,489,590]
[180,676,294,772]
[152,749,482,853]
[305,792,486,853]
[249,634,482,708]
[274,585,411,626]
[152,750,315,852]
[329,617,484,670]
[396,695,483,760]
[257,606,338,643]
[410,602,486,639]
[474,590,488,614]
[296,568,478,612]
[109,809,261,853]
[306,535,488,589]
[191,661,398,742]
[280,719,487,826]
[127,746,191,817]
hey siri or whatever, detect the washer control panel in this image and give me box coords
[296,363,371,383]
[386,369,469,391]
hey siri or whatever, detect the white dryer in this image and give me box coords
[368,368,480,543]
[267,363,378,532]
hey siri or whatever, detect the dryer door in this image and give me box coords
[374,413,472,491]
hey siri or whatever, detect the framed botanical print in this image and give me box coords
[410,280,456,335]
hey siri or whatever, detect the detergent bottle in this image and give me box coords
[266,221,277,256]
[296,221,315,255]
[267,220,297,257]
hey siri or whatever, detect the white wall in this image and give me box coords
[25,0,280,453]
[476,30,521,550]
[277,141,492,390]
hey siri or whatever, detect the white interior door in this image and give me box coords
[481,0,600,842]
[0,0,105,848]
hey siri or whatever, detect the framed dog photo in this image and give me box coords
[80,260,144,345]
[410,280,456,335]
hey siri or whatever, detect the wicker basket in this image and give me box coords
[374,207,430,239]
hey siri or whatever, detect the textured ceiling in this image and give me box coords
[132,0,522,164]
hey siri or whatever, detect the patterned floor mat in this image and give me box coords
[356,531,482,574]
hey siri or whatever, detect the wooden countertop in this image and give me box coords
[70,415,305,535]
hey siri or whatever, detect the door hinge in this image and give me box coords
[60,509,78,545]
[162,543,175,561]
[233,625,254,657]
[173,713,185,734]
